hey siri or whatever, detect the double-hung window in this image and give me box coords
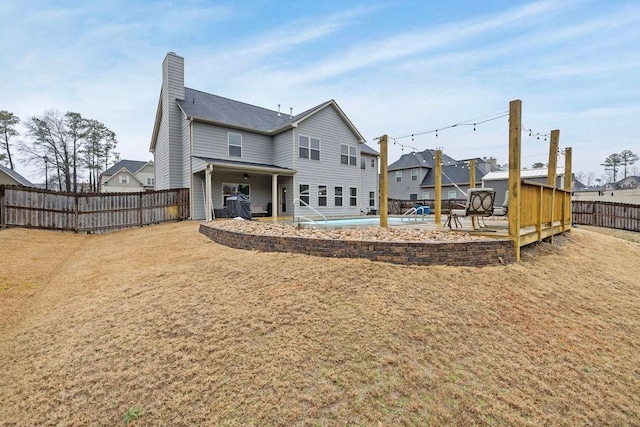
[369,191,375,207]
[395,171,402,182]
[299,135,320,160]
[300,184,310,206]
[350,187,357,206]
[318,185,327,206]
[335,186,343,206]
[120,175,128,184]
[411,168,419,181]
[341,144,357,166]
[228,132,242,157]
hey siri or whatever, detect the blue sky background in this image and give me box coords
[2,0,639,183]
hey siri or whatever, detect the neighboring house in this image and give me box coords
[616,175,640,189]
[149,52,379,219]
[100,160,155,193]
[387,150,498,201]
[482,167,566,206]
[0,165,33,187]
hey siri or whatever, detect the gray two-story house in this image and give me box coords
[388,149,499,201]
[150,52,379,220]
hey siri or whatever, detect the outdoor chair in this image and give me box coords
[492,190,509,217]
[447,188,496,230]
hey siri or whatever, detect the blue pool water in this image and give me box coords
[296,216,432,228]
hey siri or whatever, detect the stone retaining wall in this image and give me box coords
[200,224,515,267]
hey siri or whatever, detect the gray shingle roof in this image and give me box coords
[178,88,293,132]
[387,149,457,171]
[103,160,149,176]
[360,144,380,156]
[0,164,33,186]
[420,163,487,187]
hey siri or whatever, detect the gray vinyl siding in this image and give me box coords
[182,118,191,188]
[191,122,274,164]
[273,130,294,169]
[294,105,363,217]
[388,167,427,199]
[156,53,185,190]
[360,153,379,211]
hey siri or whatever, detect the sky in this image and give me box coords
[2,0,639,184]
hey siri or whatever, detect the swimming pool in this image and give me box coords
[295,215,433,228]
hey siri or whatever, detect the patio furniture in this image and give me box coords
[448,188,496,230]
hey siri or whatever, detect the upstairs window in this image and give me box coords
[299,135,320,160]
[146,178,154,186]
[228,133,242,157]
[411,169,419,181]
[395,171,402,182]
[120,175,128,184]
[341,144,357,166]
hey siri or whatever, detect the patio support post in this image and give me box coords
[205,164,213,222]
[508,99,522,261]
[547,130,560,187]
[379,134,388,228]
[564,146,572,231]
[435,150,442,227]
[271,173,278,219]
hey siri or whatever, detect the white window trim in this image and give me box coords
[395,171,402,182]
[228,132,242,158]
[299,135,320,160]
[120,175,129,184]
[341,144,357,166]
[411,168,419,181]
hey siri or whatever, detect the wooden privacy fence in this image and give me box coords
[0,185,190,233]
[572,200,640,232]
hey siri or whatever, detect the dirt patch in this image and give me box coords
[1,222,639,426]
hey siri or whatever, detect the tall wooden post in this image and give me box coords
[435,150,442,227]
[564,147,572,191]
[508,100,522,261]
[547,130,560,187]
[379,135,388,227]
[469,159,476,188]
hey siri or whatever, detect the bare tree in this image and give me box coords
[82,120,117,192]
[619,150,639,179]
[601,153,623,183]
[0,110,20,170]
[586,171,596,187]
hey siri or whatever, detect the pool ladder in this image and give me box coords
[293,198,327,226]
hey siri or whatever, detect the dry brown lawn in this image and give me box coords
[1,222,639,426]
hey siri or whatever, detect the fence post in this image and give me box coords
[139,193,144,227]
[74,194,79,233]
[0,185,5,228]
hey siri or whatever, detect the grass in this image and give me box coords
[0,221,639,425]
[123,407,144,425]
